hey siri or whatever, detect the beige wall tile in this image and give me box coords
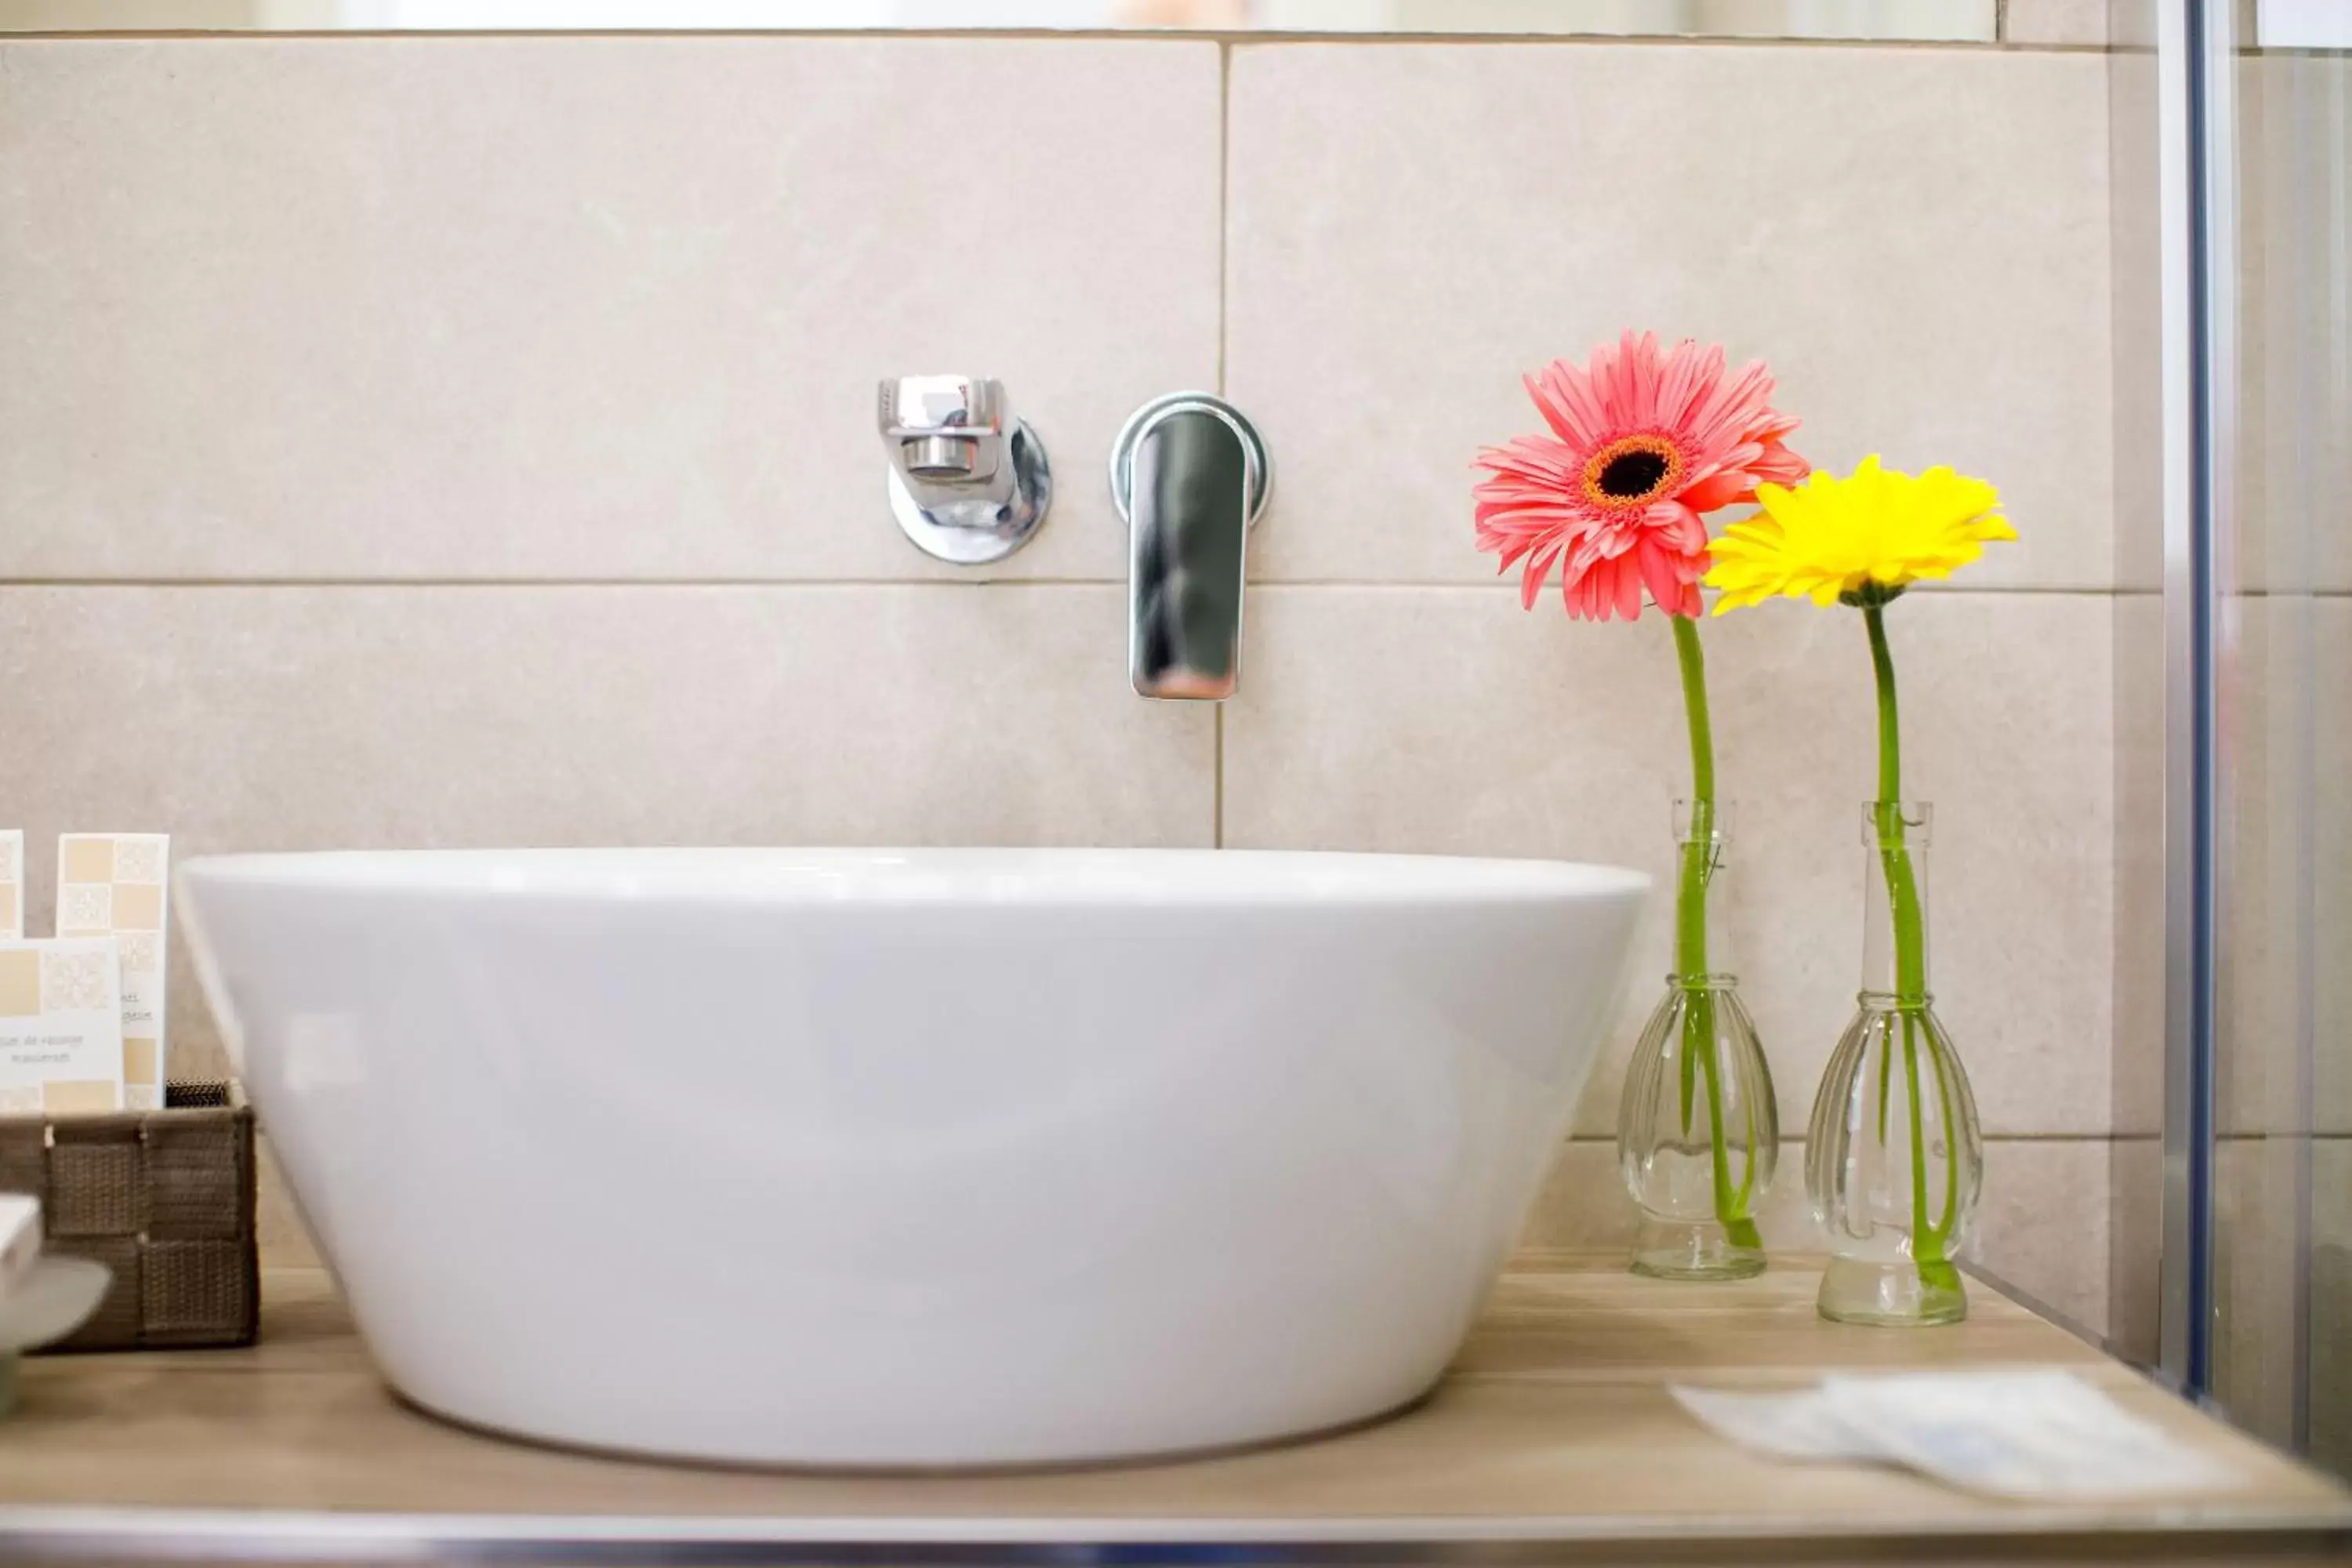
[1224,588,2115,1138]
[1518,1135,2114,1338]
[2220,597,2352,1136]
[0,585,1214,1078]
[1226,43,2113,590]
[2237,55,2352,596]
[2327,620,2352,1137]
[2104,1134,2161,1363]
[0,37,1219,582]
[2110,2,2159,49]
[1968,1136,2115,1337]
[2220,593,2299,1138]
[2109,41,2164,594]
[2005,0,2111,45]
[2213,1135,2308,1449]
[2314,1138,2352,1477]
[2111,593,2165,1138]
[2214,1137,2352,1466]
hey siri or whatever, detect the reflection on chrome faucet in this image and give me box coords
[1109,394,1271,701]
[877,376,1051,564]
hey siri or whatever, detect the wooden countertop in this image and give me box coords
[0,1254,2346,1564]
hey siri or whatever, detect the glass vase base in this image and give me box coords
[1816,1255,1968,1326]
[1628,1218,1766,1281]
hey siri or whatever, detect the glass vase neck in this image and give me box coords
[1859,800,1932,1006]
[1670,798,1736,987]
[1673,797,1733,846]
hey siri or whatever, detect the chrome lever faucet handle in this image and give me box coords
[879,376,1051,564]
[1109,393,1272,701]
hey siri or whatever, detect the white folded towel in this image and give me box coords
[1672,1370,2240,1500]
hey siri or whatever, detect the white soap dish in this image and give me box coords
[0,1258,113,1417]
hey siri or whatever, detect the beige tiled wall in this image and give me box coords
[0,30,1229,1069]
[2103,20,2165,1365]
[0,31,2125,1330]
[1228,43,2115,593]
[0,37,1218,583]
[2004,0,2112,46]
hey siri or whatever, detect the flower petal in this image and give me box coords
[1701,455,2016,606]
[1679,469,1754,514]
[1472,331,1816,618]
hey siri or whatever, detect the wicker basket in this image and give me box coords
[0,1082,259,1351]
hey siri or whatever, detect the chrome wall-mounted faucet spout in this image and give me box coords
[1109,394,1272,701]
[879,376,1051,564]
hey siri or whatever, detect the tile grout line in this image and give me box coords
[1215,38,1231,399]
[1236,582,2158,597]
[0,579,2205,595]
[0,29,2074,51]
[2212,1130,2352,1142]
[0,577,1134,590]
[1212,38,1232,854]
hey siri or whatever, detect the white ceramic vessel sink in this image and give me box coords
[180,848,1646,1468]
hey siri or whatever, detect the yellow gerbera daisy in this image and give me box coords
[1704,454,2016,613]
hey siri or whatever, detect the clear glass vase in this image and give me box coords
[1618,800,1778,1279]
[1806,802,1985,1325]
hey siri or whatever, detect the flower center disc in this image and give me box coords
[1583,435,1683,509]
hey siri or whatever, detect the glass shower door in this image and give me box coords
[2207,0,2351,1475]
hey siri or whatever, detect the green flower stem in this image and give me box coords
[1863,602,1956,1290]
[1864,604,1928,1001]
[1674,615,1717,823]
[1671,615,1760,1254]
[1928,1023,1962,1241]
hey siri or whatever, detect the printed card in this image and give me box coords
[57,833,171,1110]
[0,937,126,1116]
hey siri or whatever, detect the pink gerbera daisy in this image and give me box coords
[1472,332,1809,621]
